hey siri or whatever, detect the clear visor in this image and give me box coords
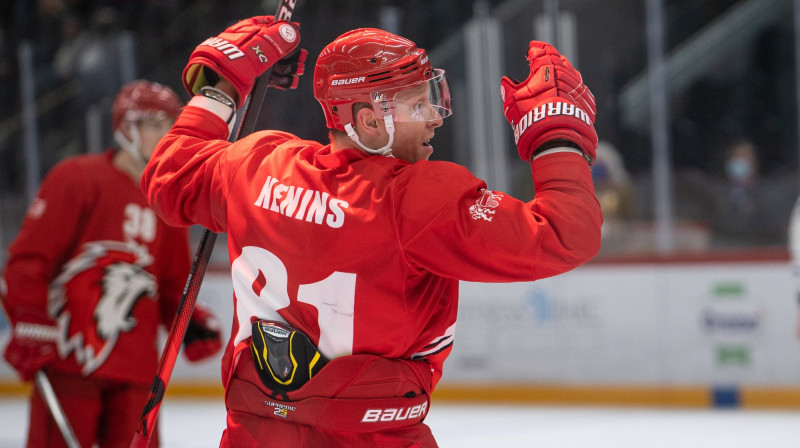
[370,69,452,123]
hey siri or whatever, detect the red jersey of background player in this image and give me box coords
[4,151,190,384]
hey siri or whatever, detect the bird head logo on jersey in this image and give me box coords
[469,189,504,221]
[47,241,157,375]
[313,28,452,156]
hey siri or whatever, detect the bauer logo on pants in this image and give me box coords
[361,402,428,423]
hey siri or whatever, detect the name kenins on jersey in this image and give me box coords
[254,176,349,228]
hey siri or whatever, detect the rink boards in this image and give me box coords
[441,254,800,408]
[1,254,799,408]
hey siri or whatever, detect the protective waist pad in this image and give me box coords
[249,320,328,394]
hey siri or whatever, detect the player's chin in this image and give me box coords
[394,142,433,163]
[419,142,434,160]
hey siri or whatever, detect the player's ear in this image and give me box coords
[354,106,380,136]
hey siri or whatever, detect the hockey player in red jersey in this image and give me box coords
[2,80,223,448]
[142,15,601,447]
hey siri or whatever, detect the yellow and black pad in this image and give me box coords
[250,320,328,394]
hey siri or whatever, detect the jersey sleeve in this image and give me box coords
[141,103,299,233]
[396,151,602,282]
[3,161,90,318]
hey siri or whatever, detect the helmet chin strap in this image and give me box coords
[344,115,395,157]
[113,124,148,168]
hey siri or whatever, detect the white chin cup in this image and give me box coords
[113,124,148,166]
[344,115,395,157]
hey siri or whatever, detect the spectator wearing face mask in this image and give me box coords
[709,139,795,248]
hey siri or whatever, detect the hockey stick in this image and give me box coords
[130,230,216,448]
[0,294,79,447]
[130,2,298,447]
[35,371,81,448]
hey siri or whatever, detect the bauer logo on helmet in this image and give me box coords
[331,77,366,86]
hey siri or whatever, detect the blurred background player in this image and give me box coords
[1,80,223,448]
[142,15,601,447]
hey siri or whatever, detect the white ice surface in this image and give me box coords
[1,397,799,447]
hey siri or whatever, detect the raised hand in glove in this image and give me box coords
[183,303,223,362]
[183,15,303,107]
[501,41,597,163]
[3,309,59,381]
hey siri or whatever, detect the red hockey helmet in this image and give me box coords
[313,28,451,132]
[111,80,182,133]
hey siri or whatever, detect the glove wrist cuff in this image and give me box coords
[532,138,594,164]
[534,138,579,154]
[199,86,236,110]
[189,92,237,135]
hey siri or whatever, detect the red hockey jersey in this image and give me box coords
[142,105,601,390]
[4,151,190,384]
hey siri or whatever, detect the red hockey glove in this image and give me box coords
[183,303,223,362]
[183,15,302,107]
[501,41,597,163]
[3,310,59,381]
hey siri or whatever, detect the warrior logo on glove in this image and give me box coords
[197,38,246,61]
[183,16,303,107]
[512,101,593,146]
[278,24,298,43]
[500,41,597,163]
[252,24,298,64]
